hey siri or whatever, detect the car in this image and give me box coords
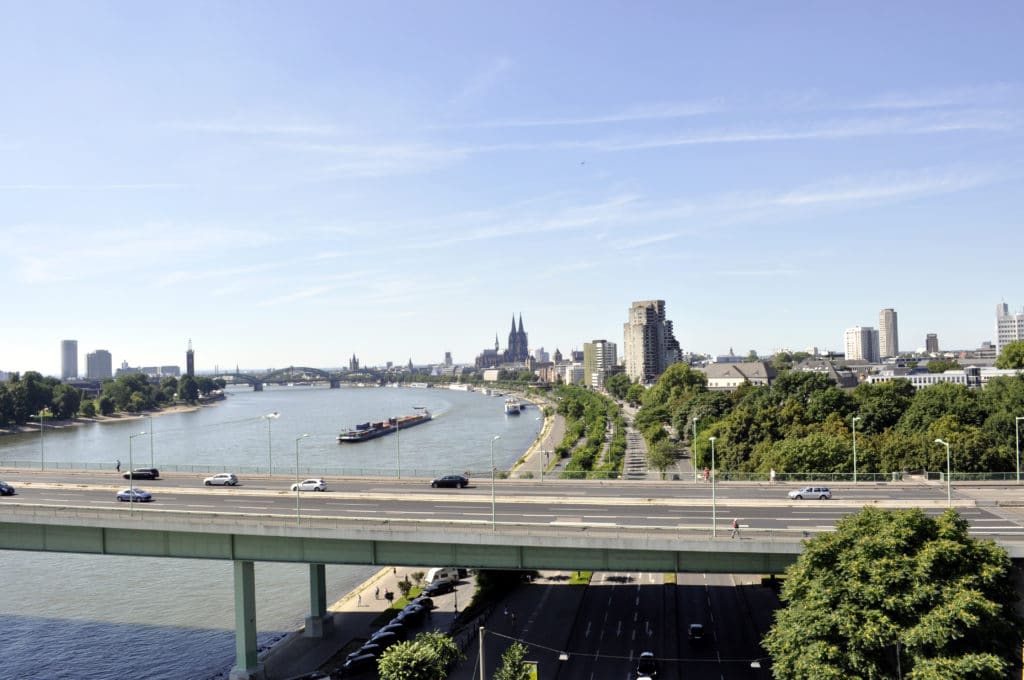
[394,604,425,626]
[336,652,377,677]
[0,481,15,496]
[421,580,455,597]
[367,630,402,648]
[430,474,469,488]
[687,623,705,643]
[636,651,658,677]
[411,596,433,611]
[116,488,153,502]
[291,478,327,492]
[204,472,239,486]
[122,468,160,480]
[788,486,832,500]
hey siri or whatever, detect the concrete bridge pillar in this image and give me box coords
[229,560,265,680]
[253,382,263,392]
[304,562,333,638]
[330,379,340,389]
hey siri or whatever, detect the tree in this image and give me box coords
[625,383,645,406]
[926,359,961,373]
[493,641,532,680]
[763,507,1021,679]
[995,339,1024,369]
[647,439,676,478]
[50,383,82,420]
[377,631,462,680]
[178,374,199,403]
[605,372,632,400]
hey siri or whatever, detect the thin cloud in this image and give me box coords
[257,285,333,306]
[772,169,991,207]
[464,100,724,129]
[0,183,183,191]
[173,120,340,136]
[451,57,514,104]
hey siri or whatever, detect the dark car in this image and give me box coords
[636,651,658,677]
[336,652,377,677]
[411,596,434,611]
[123,468,160,480]
[430,474,469,489]
[687,623,705,643]
[377,622,407,637]
[367,630,402,648]
[394,604,425,626]
[0,481,15,496]
[422,580,455,597]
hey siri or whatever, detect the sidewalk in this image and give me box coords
[261,566,464,679]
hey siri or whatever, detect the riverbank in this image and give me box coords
[0,402,210,437]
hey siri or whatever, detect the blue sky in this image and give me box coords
[2,2,1022,375]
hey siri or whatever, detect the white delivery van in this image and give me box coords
[425,567,460,585]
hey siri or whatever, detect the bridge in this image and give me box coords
[215,366,388,391]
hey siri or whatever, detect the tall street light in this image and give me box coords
[709,436,717,538]
[295,433,310,523]
[129,431,148,515]
[148,416,155,469]
[536,416,543,483]
[395,416,401,480]
[490,435,501,531]
[934,438,951,507]
[1016,416,1023,485]
[692,418,698,483]
[263,411,279,478]
[852,416,860,484]
[37,408,49,471]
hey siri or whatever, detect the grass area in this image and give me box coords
[569,570,592,585]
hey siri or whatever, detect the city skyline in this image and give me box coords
[2,3,1023,375]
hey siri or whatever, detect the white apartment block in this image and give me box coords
[61,339,78,379]
[623,300,682,384]
[583,339,617,389]
[844,326,880,363]
[879,308,899,358]
[996,303,1024,352]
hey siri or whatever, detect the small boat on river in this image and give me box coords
[337,409,432,443]
[504,398,521,415]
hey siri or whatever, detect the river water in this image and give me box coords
[0,385,542,679]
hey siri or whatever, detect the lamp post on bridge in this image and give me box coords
[709,436,717,538]
[38,408,49,471]
[852,415,860,484]
[128,431,147,516]
[536,416,543,483]
[148,415,155,469]
[295,433,309,524]
[263,412,279,478]
[396,415,401,480]
[692,418,698,483]
[490,435,501,531]
[1016,416,1023,485]
[934,438,951,508]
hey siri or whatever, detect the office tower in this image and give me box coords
[583,339,618,388]
[996,303,1024,352]
[186,339,195,376]
[879,308,899,358]
[61,340,78,379]
[623,300,682,383]
[843,326,880,362]
[444,352,452,367]
[86,350,113,379]
[925,333,939,353]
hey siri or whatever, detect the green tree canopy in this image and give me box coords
[926,359,961,373]
[604,372,632,400]
[995,340,1024,370]
[493,641,532,680]
[377,631,461,680]
[763,507,1021,679]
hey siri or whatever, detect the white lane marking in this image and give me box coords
[585,621,591,638]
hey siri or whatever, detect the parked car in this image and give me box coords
[116,488,153,502]
[788,486,832,500]
[122,468,159,480]
[367,630,402,648]
[394,604,425,626]
[636,651,658,677]
[347,643,382,661]
[687,623,705,643]
[204,472,239,486]
[422,580,455,597]
[336,652,377,677]
[0,481,15,496]
[291,478,327,492]
[377,622,407,636]
[411,596,433,611]
[430,474,469,489]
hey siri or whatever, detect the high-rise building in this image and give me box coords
[623,300,682,383]
[843,326,880,362]
[925,333,939,353]
[86,350,113,379]
[60,340,78,379]
[996,303,1024,352]
[583,339,618,389]
[879,308,899,358]
[186,339,195,376]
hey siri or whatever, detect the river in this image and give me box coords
[0,385,542,679]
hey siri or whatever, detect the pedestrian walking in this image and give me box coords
[116,459,121,472]
[357,593,362,606]
[375,586,380,600]
[731,518,740,539]
[503,605,509,617]
[769,468,776,484]
[704,467,710,483]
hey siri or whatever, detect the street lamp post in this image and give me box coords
[37,408,48,471]
[692,418,698,483]
[852,416,860,484]
[709,436,717,538]
[536,417,543,483]
[128,431,148,515]
[396,416,401,480]
[295,433,309,523]
[263,412,279,477]
[148,416,154,469]
[1016,416,1023,485]
[490,435,501,531]
[934,438,951,507]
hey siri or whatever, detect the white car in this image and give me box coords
[291,478,327,492]
[204,472,239,486]
[788,486,832,500]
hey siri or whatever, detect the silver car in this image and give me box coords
[204,472,239,486]
[291,478,327,492]
[788,486,832,500]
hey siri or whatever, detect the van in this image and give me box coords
[424,567,460,585]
